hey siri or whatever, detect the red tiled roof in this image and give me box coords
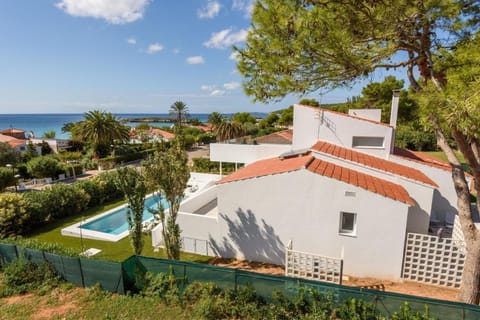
[0,128,25,134]
[217,153,414,205]
[311,141,438,187]
[191,124,213,132]
[306,158,414,205]
[0,134,26,148]
[150,128,175,139]
[256,129,293,144]
[298,104,393,128]
[217,153,312,184]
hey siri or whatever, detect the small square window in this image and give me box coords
[339,212,357,236]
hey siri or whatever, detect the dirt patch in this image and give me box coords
[209,258,460,302]
[32,289,81,320]
[3,293,34,305]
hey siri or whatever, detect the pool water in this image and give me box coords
[81,195,168,235]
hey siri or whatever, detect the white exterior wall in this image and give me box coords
[312,151,434,234]
[210,143,292,164]
[214,170,410,280]
[348,109,382,122]
[392,156,458,225]
[293,105,394,158]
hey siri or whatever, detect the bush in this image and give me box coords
[192,158,242,174]
[0,193,30,238]
[0,256,60,296]
[27,156,64,179]
[142,271,180,304]
[0,167,15,192]
[40,184,90,220]
[0,238,79,257]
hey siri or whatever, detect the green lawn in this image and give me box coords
[26,199,211,263]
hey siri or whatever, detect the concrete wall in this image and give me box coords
[180,186,217,213]
[214,170,410,280]
[392,155,458,225]
[293,105,394,158]
[312,151,434,234]
[210,143,292,164]
[348,109,382,122]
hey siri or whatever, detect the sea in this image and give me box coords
[0,113,212,139]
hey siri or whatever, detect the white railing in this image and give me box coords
[402,232,466,288]
[285,241,343,284]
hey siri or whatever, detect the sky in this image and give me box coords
[0,0,403,114]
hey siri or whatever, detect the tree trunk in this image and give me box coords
[434,127,480,303]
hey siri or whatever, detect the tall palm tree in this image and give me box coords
[169,101,189,127]
[77,110,130,158]
[214,120,245,142]
[208,112,225,131]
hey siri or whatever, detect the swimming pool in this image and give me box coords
[61,194,169,242]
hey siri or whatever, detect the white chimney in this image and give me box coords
[389,90,401,156]
[389,90,401,128]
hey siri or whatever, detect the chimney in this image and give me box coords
[389,90,401,128]
[389,90,401,156]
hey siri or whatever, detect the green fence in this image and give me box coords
[2,244,480,319]
[0,244,124,294]
[123,256,480,320]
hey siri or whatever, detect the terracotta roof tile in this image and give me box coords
[150,128,175,139]
[311,141,438,187]
[306,158,413,205]
[217,153,312,184]
[0,134,26,148]
[255,129,293,145]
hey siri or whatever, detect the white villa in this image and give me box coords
[152,92,462,280]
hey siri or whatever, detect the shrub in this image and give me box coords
[0,238,79,257]
[40,184,90,219]
[0,256,60,296]
[0,193,30,238]
[26,156,64,179]
[141,271,180,304]
[0,167,15,192]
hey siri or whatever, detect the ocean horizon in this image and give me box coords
[0,112,267,139]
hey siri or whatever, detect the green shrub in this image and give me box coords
[0,167,15,192]
[0,238,79,257]
[0,193,30,238]
[0,256,60,296]
[141,271,180,303]
[26,155,64,179]
[41,184,90,219]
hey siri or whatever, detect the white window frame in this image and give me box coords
[339,211,357,236]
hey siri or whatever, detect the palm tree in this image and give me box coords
[214,120,245,142]
[169,101,189,127]
[208,112,225,131]
[77,110,130,158]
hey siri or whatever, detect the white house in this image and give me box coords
[152,97,460,280]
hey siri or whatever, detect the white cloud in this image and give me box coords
[197,1,221,19]
[127,37,136,44]
[201,84,216,91]
[186,56,205,64]
[232,0,254,18]
[224,82,240,90]
[203,28,248,49]
[147,43,164,54]
[229,51,240,61]
[55,0,150,24]
[210,89,226,96]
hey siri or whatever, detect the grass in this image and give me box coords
[25,199,211,263]
[0,285,187,320]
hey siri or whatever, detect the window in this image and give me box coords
[352,136,384,148]
[339,212,357,236]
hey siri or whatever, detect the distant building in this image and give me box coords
[0,128,26,140]
[0,133,27,152]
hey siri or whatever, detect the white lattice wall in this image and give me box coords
[402,233,465,288]
[285,243,343,284]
